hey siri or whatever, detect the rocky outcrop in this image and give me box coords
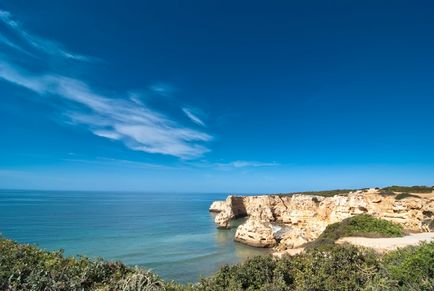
[234,218,277,247]
[211,196,248,228]
[211,188,434,249]
[209,201,227,213]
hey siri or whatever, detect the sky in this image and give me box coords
[0,0,433,193]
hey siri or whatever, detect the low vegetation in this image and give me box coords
[280,189,359,197]
[198,243,434,290]
[2,231,433,290]
[395,193,420,200]
[381,243,434,289]
[279,185,433,198]
[297,189,359,197]
[381,185,434,194]
[0,237,165,290]
[304,215,405,249]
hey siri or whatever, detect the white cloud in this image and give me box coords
[149,83,174,97]
[188,160,279,170]
[0,10,214,160]
[182,107,206,127]
[0,61,49,93]
[0,33,33,56]
[0,59,212,159]
[0,9,95,62]
[64,157,176,170]
[227,160,279,168]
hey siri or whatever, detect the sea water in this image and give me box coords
[0,190,269,283]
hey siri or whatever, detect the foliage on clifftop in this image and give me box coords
[304,215,405,249]
[1,236,433,290]
[395,193,420,200]
[381,185,434,193]
[278,188,358,197]
[196,243,434,290]
[0,237,165,290]
[380,185,434,196]
[277,185,433,198]
[295,189,359,197]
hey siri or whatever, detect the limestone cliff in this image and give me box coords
[209,188,434,249]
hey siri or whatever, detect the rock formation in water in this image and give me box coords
[209,188,434,249]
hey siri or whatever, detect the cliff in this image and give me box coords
[209,188,434,249]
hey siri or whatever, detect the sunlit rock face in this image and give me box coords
[210,188,434,249]
[211,196,247,228]
[234,218,277,247]
[209,201,227,213]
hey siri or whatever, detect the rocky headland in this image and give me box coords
[209,187,434,251]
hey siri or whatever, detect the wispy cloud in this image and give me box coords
[64,157,177,170]
[0,10,212,160]
[188,160,279,170]
[182,107,206,127]
[222,160,279,168]
[149,82,174,98]
[0,60,212,159]
[0,33,32,56]
[0,9,95,62]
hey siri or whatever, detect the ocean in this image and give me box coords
[0,190,268,283]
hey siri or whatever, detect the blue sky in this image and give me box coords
[0,0,433,192]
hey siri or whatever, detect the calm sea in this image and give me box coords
[0,190,268,283]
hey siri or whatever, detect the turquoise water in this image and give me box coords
[0,190,268,283]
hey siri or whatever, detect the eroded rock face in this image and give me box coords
[234,218,277,247]
[209,201,226,213]
[213,196,248,228]
[211,189,434,249]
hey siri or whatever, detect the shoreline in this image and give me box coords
[209,187,434,251]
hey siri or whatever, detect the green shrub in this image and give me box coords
[0,237,167,291]
[196,243,433,290]
[197,256,277,290]
[379,189,396,196]
[117,268,165,291]
[395,193,420,200]
[381,242,434,290]
[197,244,381,290]
[1,236,432,290]
[277,185,433,198]
[292,189,356,197]
[382,185,434,194]
[305,215,404,249]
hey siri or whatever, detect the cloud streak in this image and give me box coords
[0,9,95,62]
[187,160,279,170]
[0,60,212,159]
[222,160,279,168]
[182,107,206,127]
[0,10,212,159]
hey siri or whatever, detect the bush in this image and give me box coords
[0,237,167,291]
[395,193,420,200]
[381,242,434,290]
[197,256,277,290]
[196,243,434,291]
[381,185,434,194]
[1,236,432,290]
[305,215,404,249]
[197,244,381,290]
[293,189,356,197]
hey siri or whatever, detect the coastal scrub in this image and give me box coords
[1,236,432,290]
[304,214,405,249]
